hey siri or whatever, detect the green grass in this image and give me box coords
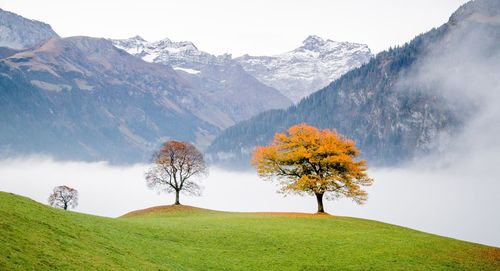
[0,192,498,270]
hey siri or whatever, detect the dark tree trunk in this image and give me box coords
[174,190,180,205]
[315,193,324,213]
[63,202,68,210]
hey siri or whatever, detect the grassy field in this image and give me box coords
[0,191,499,270]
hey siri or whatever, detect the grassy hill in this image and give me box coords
[0,192,498,270]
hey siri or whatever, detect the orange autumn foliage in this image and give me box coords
[252,123,373,206]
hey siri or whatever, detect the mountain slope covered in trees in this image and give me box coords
[208,0,500,167]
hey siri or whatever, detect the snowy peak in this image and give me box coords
[131,35,147,42]
[111,36,225,70]
[297,35,369,55]
[301,35,328,51]
[0,8,59,50]
[235,35,373,102]
[111,35,292,124]
[118,35,148,47]
[153,37,198,52]
[111,36,152,56]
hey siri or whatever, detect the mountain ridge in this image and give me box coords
[0,8,58,50]
[236,35,372,102]
[0,9,293,163]
[0,35,227,162]
[207,0,500,167]
[112,36,293,123]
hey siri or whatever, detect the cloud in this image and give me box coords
[400,19,500,168]
[357,17,500,247]
[0,157,315,217]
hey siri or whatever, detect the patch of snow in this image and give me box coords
[173,67,200,74]
[142,53,158,63]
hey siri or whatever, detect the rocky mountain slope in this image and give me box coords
[236,36,372,102]
[207,0,500,167]
[112,36,292,122]
[0,8,58,50]
[0,11,292,163]
[0,36,231,162]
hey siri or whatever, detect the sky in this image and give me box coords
[0,0,468,56]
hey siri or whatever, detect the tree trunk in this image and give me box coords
[63,202,68,210]
[315,193,324,213]
[174,190,180,205]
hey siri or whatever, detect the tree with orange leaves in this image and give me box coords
[252,123,373,213]
[145,140,207,205]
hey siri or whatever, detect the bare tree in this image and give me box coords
[48,185,78,210]
[145,140,208,205]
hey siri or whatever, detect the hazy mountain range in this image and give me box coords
[1,0,497,166]
[0,8,370,163]
[111,35,372,105]
[0,36,224,162]
[207,0,500,167]
[111,36,292,123]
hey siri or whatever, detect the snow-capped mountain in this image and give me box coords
[0,9,291,163]
[112,36,292,123]
[0,36,233,163]
[236,35,372,102]
[112,35,231,72]
[0,8,58,50]
[208,0,500,167]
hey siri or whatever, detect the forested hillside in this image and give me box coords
[208,0,500,167]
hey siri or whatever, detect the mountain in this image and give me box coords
[0,36,232,162]
[0,8,58,50]
[207,0,500,168]
[236,36,372,102]
[111,36,292,122]
[111,36,225,71]
[0,10,292,163]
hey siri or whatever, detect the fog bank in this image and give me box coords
[0,156,498,247]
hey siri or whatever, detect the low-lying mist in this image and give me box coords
[0,154,498,247]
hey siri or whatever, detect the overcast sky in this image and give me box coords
[1,0,468,56]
